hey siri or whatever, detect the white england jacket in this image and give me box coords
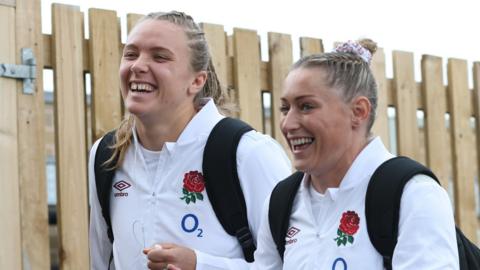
[88,100,292,270]
[253,137,459,270]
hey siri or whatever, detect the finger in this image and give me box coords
[147,261,167,270]
[167,264,182,270]
[147,247,170,262]
[158,243,176,249]
[143,244,162,255]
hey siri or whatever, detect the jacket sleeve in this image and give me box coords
[195,131,291,270]
[251,196,284,270]
[393,174,460,270]
[88,139,114,270]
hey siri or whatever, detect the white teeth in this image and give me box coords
[290,138,313,147]
[130,82,153,92]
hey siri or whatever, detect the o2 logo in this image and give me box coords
[181,213,203,237]
[332,258,347,270]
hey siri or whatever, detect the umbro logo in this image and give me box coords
[113,180,131,197]
[114,180,131,191]
[286,226,300,245]
[287,226,300,238]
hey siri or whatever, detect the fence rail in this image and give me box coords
[1,1,479,269]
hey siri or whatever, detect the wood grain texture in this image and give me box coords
[447,58,478,240]
[300,37,323,57]
[233,28,262,130]
[421,55,451,189]
[201,23,235,116]
[89,8,122,141]
[392,51,422,161]
[371,48,390,149]
[473,62,480,235]
[126,13,143,34]
[0,0,15,7]
[474,62,480,189]
[52,4,89,269]
[16,0,50,268]
[268,32,292,151]
[0,5,22,270]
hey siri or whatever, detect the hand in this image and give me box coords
[143,243,196,270]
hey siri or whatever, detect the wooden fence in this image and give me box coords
[1,1,480,269]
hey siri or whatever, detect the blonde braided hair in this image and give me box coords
[104,11,231,169]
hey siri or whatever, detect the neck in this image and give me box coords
[310,136,369,193]
[309,162,350,194]
[134,104,197,151]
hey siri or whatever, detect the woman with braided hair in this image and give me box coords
[252,39,459,269]
[88,11,291,270]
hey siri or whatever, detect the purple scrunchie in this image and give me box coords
[333,41,372,63]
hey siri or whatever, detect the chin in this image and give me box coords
[293,160,311,173]
[124,105,145,117]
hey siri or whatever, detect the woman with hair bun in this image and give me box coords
[252,39,459,269]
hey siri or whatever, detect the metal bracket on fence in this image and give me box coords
[0,48,36,94]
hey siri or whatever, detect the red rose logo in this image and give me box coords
[339,211,360,235]
[334,210,360,246]
[183,171,205,193]
[180,171,205,204]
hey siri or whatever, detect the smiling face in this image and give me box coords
[280,67,359,178]
[119,19,206,121]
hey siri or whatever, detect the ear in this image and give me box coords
[350,96,371,129]
[188,70,208,96]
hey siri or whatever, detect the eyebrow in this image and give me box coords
[123,44,173,54]
[123,44,137,50]
[281,94,317,102]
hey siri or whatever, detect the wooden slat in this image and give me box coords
[42,34,52,68]
[474,62,480,188]
[421,55,451,189]
[226,55,233,89]
[127,13,143,33]
[226,34,234,96]
[261,61,270,90]
[447,58,478,240]
[16,0,50,268]
[392,51,422,161]
[0,0,15,7]
[0,5,22,270]
[202,23,228,91]
[300,37,323,57]
[233,28,262,130]
[201,23,233,116]
[42,37,480,116]
[40,42,478,118]
[268,32,292,148]
[52,4,89,269]
[386,78,477,118]
[227,35,234,57]
[371,48,390,149]
[386,79,422,110]
[473,62,480,234]
[43,34,90,72]
[89,8,122,141]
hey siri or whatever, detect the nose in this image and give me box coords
[280,109,300,135]
[130,55,149,74]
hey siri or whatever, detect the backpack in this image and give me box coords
[94,117,256,266]
[269,156,480,269]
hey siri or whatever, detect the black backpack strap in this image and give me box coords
[94,130,118,244]
[202,117,255,262]
[268,171,304,261]
[365,156,439,270]
[456,226,480,270]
